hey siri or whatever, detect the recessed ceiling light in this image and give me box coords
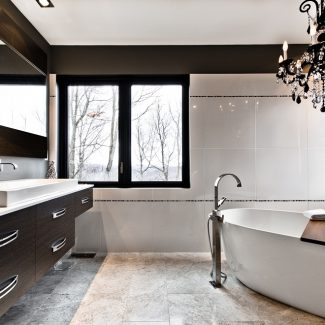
[36,0,54,8]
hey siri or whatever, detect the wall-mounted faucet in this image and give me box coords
[0,159,18,172]
[209,173,242,289]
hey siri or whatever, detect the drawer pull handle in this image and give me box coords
[52,208,66,219]
[51,237,67,253]
[81,197,90,205]
[0,275,18,300]
[0,230,19,248]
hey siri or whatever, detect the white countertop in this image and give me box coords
[0,184,93,217]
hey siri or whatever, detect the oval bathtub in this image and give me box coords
[221,208,325,318]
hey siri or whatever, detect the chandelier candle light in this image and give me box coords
[276,0,325,111]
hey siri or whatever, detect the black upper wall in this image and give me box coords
[50,44,306,75]
[2,1,307,75]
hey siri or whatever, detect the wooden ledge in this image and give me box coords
[301,220,325,245]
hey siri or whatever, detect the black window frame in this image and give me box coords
[57,75,190,188]
[0,75,46,85]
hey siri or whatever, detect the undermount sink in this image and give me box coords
[0,179,79,207]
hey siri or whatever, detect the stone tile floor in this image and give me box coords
[0,253,324,325]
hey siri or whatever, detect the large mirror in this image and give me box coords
[0,44,46,136]
[0,43,47,157]
[0,6,48,158]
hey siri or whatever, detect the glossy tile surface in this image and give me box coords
[256,148,308,200]
[203,149,255,200]
[2,254,323,325]
[307,149,325,199]
[200,98,255,149]
[74,74,325,253]
[256,98,307,149]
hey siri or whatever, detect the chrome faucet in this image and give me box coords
[208,173,242,289]
[0,159,18,172]
[214,173,242,210]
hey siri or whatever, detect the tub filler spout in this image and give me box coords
[209,173,242,288]
[214,173,242,210]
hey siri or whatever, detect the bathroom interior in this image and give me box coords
[1,0,325,324]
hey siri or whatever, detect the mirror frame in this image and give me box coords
[0,8,47,75]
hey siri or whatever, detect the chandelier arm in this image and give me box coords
[307,63,316,78]
[299,76,307,86]
[300,0,320,20]
[284,64,297,76]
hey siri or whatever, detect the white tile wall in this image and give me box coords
[151,202,207,252]
[203,149,255,200]
[307,107,325,148]
[74,201,103,252]
[256,148,308,200]
[307,149,325,200]
[193,97,255,149]
[99,202,155,252]
[256,98,307,149]
[0,156,47,181]
[75,74,325,253]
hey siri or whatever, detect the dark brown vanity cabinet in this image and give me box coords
[36,195,75,280]
[74,188,93,217]
[0,207,36,316]
[0,187,93,317]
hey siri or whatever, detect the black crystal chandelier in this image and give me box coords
[276,0,325,111]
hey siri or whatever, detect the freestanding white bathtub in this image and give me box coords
[221,208,325,318]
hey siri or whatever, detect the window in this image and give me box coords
[58,76,190,188]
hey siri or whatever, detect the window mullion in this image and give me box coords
[118,81,131,187]
[58,80,69,179]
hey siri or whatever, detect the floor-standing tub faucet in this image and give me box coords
[209,173,242,288]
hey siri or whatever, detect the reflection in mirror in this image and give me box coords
[0,76,46,136]
[0,43,47,137]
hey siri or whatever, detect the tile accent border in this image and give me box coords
[190,95,291,98]
[94,199,325,203]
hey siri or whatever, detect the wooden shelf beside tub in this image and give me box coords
[301,220,325,245]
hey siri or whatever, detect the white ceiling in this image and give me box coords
[12,0,309,45]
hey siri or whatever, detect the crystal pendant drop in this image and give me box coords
[304,84,309,92]
[296,95,301,104]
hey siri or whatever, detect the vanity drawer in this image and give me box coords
[0,207,36,316]
[36,195,75,231]
[74,188,93,217]
[36,196,75,279]
[0,256,35,316]
[36,220,75,280]
[0,207,36,269]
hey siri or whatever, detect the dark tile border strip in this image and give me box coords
[190,95,291,98]
[94,199,325,203]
